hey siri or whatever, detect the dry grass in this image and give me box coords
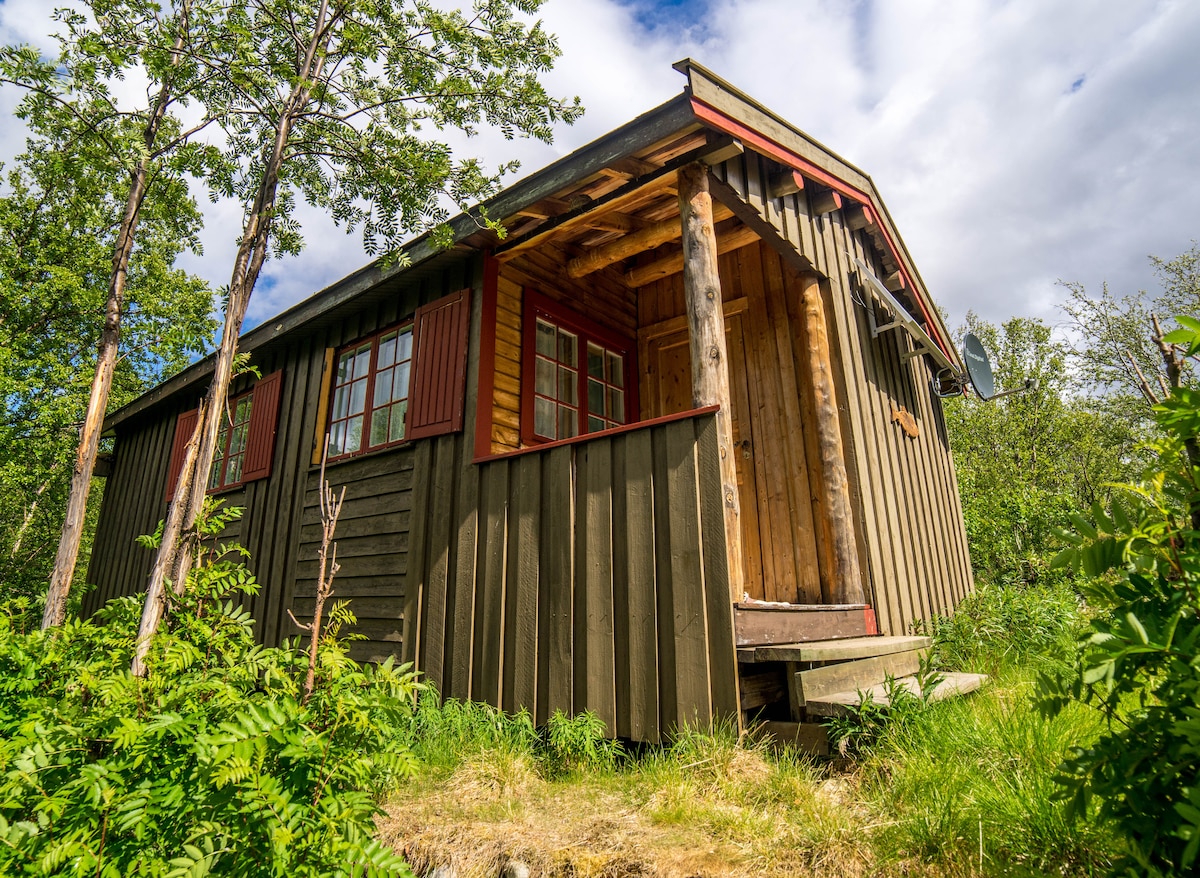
[378,742,877,878]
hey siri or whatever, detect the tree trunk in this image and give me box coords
[41,166,147,629]
[134,2,337,675]
[42,12,190,630]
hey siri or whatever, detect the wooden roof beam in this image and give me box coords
[811,187,843,216]
[625,220,758,287]
[844,203,875,231]
[566,202,734,278]
[770,170,804,199]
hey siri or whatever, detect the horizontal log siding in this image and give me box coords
[84,257,477,657]
[409,412,739,743]
[713,150,974,635]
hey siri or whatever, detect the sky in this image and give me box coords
[2,0,1198,336]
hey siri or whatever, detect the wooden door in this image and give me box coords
[641,303,766,598]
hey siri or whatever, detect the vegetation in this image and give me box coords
[0,511,420,876]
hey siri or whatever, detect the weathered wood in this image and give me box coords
[768,169,804,199]
[753,634,930,663]
[844,203,874,231]
[677,161,745,606]
[620,429,660,742]
[797,273,866,605]
[625,223,758,288]
[577,440,617,731]
[474,461,509,706]
[539,445,574,723]
[790,649,925,707]
[566,203,733,278]
[733,604,874,647]
[739,666,786,710]
[805,672,988,718]
[754,721,829,756]
[811,189,843,216]
[508,454,541,715]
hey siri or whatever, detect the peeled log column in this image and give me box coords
[677,162,745,602]
[799,273,866,605]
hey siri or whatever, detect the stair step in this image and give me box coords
[750,634,931,664]
[792,649,927,706]
[805,672,989,718]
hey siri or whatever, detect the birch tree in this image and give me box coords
[134,0,580,673]
[1,0,230,627]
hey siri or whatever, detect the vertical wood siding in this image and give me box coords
[407,413,740,743]
[84,259,476,659]
[713,150,975,634]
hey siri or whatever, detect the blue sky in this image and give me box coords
[2,0,1199,336]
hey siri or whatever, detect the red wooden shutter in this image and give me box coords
[165,408,199,502]
[242,370,284,482]
[408,289,471,440]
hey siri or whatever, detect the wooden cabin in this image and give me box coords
[86,61,976,742]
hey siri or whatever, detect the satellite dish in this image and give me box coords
[961,333,995,400]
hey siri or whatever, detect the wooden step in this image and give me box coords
[734,602,876,647]
[745,634,931,664]
[804,672,989,718]
[790,649,927,709]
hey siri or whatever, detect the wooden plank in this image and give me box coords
[566,203,733,278]
[733,604,873,647]
[805,672,988,718]
[473,460,509,707]
[576,439,617,732]
[448,443,480,701]
[738,666,786,711]
[625,223,759,288]
[538,445,574,723]
[619,429,660,743]
[662,417,713,728]
[754,635,930,663]
[755,721,829,756]
[401,439,433,665]
[422,436,458,690]
[791,649,926,706]
[507,454,541,716]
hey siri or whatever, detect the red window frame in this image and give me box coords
[327,322,414,461]
[520,289,636,445]
[208,389,254,492]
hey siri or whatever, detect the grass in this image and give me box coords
[379,580,1124,877]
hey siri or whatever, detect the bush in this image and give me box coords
[1041,366,1200,875]
[0,531,419,876]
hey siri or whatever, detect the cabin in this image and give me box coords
[85,61,977,744]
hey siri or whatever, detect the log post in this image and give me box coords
[798,273,866,605]
[677,162,745,602]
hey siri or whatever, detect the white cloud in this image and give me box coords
[3,0,1199,336]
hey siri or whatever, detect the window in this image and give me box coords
[328,326,413,459]
[522,290,633,444]
[165,370,284,501]
[209,391,254,490]
[319,287,473,461]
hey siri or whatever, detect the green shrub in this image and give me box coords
[923,578,1086,676]
[1041,335,1200,876]
[0,532,419,876]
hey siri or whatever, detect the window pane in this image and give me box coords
[609,388,625,424]
[535,397,555,437]
[393,360,410,401]
[608,352,624,388]
[588,343,604,378]
[330,420,346,457]
[225,454,244,484]
[374,366,394,407]
[588,416,605,432]
[558,404,578,438]
[353,346,371,380]
[396,329,413,362]
[349,377,367,415]
[378,333,397,368]
[535,358,555,395]
[336,351,355,383]
[536,320,556,357]
[389,401,407,443]
[332,384,350,420]
[558,366,577,405]
[588,378,605,414]
[229,421,249,455]
[370,408,390,447]
[558,330,577,367]
[345,415,364,454]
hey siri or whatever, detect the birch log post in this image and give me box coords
[798,273,866,605]
[677,162,745,602]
